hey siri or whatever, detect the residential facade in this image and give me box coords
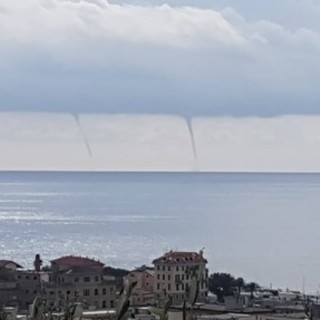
[0,260,22,308]
[124,265,155,306]
[43,256,117,310]
[0,259,43,311]
[152,250,209,306]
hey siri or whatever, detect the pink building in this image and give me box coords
[124,265,155,306]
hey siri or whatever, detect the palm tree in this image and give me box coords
[248,282,256,300]
[235,278,245,294]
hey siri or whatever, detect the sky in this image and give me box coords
[1,1,320,171]
[1,0,320,117]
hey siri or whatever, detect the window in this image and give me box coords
[157,265,160,271]
[176,266,179,271]
[66,290,70,296]
[175,274,180,282]
[146,282,149,286]
[168,284,171,291]
[162,274,165,280]
[33,276,38,280]
[102,288,106,295]
[50,291,54,295]
[102,300,106,308]
[94,289,98,296]
[162,265,165,271]
[110,300,115,308]
[110,287,114,293]
[74,277,79,282]
[168,266,171,271]
[176,284,179,291]
[182,274,184,281]
[95,276,99,282]
[157,274,160,280]
[84,277,91,282]
[157,283,160,290]
[33,290,37,295]
[83,289,90,296]
[168,275,171,281]
[26,275,30,280]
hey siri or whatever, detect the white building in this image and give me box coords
[152,250,208,305]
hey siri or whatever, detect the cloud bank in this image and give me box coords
[0,0,244,49]
[1,0,320,116]
[0,112,320,172]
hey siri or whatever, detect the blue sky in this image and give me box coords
[1,0,320,116]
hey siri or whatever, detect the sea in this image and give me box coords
[0,171,320,293]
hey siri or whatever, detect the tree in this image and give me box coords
[233,278,245,294]
[208,273,236,301]
[244,282,259,300]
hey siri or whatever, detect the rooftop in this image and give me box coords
[51,256,104,267]
[152,250,207,264]
[0,260,23,269]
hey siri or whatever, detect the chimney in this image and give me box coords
[34,254,43,272]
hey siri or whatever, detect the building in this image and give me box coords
[0,258,44,311]
[15,269,42,311]
[152,250,209,306]
[124,265,155,306]
[0,260,22,308]
[43,255,117,310]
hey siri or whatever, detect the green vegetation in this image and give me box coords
[0,309,7,320]
[116,281,137,320]
[208,273,260,302]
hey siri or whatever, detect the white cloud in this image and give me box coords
[0,0,244,48]
[1,1,320,116]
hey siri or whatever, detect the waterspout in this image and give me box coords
[73,114,93,158]
[185,117,198,170]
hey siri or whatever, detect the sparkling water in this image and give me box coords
[0,172,319,293]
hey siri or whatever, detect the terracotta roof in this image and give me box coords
[0,260,23,269]
[51,256,104,267]
[152,251,207,264]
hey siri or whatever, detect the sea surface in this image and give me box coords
[0,172,320,293]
